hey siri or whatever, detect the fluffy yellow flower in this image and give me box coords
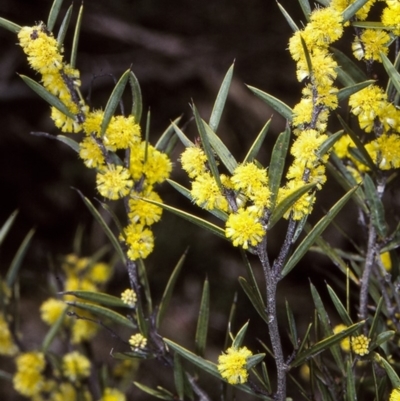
[180,146,208,178]
[390,388,400,401]
[333,324,351,352]
[353,29,390,62]
[382,3,400,36]
[351,334,370,356]
[104,115,141,149]
[99,387,126,401]
[0,312,18,356]
[96,164,133,200]
[62,351,91,381]
[123,223,154,260]
[218,346,253,385]
[128,190,163,226]
[40,298,67,325]
[231,162,268,198]
[381,251,392,271]
[79,136,105,169]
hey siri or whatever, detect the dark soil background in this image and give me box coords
[0,1,394,400]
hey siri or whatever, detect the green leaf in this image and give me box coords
[0,210,18,247]
[232,321,249,349]
[66,301,135,329]
[173,354,185,400]
[193,105,222,189]
[195,278,210,357]
[138,258,152,315]
[224,293,237,349]
[6,228,35,288]
[171,121,194,148]
[268,183,316,230]
[247,85,293,121]
[300,34,313,76]
[76,191,126,263]
[327,285,353,326]
[19,75,75,119]
[100,69,131,136]
[291,321,364,368]
[386,50,400,100]
[374,331,394,347]
[142,197,227,240]
[337,114,377,172]
[135,296,149,337]
[204,120,238,174]
[246,353,266,370]
[342,0,371,23]
[381,52,400,98]
[368,297,383,339]
[56,135,80,152]
[363,174,387,237]
[316,130,344,160]
[277,1,299,32]
[134,382,174,400]
[268,125,291,212]
[239,277,268,324]
[61,290,129,308]
[157,250,187,329]
[209,63,234,133]
[129,71,143,123]
[286,300,298,349]
[243,118,271,164]
[282,186,357,277]
[47,0,65,31]
[337,80,375,103]
[41,308,68,352]
[331,47,367,85]
[346,361,356,401]
[70,2,83,68]
[351,21,386,29]
[56,5,73,47]
[298,0,311,22]
[261,362,272,394]
[155,116,182,152]
[0,17,21,33]
[376,354,400,388]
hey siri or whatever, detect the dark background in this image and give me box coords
[0,1,388,400]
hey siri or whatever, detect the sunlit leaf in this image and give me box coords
[327,285,353,326]
[155,116,182,152]
[171,121,194,148]
[337,80,375,102]
[61,290,129,308]
[298,0,311,22]
[0,17,21,33]
[342,0,371,23]
[246,353,265,370]
[47,0,64,31]
[129,71,143,123]
[56,5,73,47]
[331,47,367,85]
[70,2,83,68]
[381,52,400,98]
[232,321,249,349]
[277,1,299,32]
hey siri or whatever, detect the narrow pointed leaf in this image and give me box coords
[386,50,400,99]
[337,80,375,102]
[19,75,75,119]
[246,353,266,370]
[291,321,364,368]
[56,135,80,152]
[136,297,149,337]
[243,118,271,163]
[381,53,400,96]
[368,297,383,339]
[0,210,18,247]
[193,105,222,189]
[374,331,394,347]
[134,382,174,400]
[327,285,353,326]
[138,258,152,315]
[300,34,313,76]
[331,47,367,84]
[171,121,194,148]
[47,0,64,31]
[316,130,344,160]
[97,199,125,237]
[155,116,182,152]
[174,354,185,400]
[0,17,21,33]
[250,364,270,393]
[142,197,226,240]
[41,308,68,352]
[204,120,238,174]
[268,125,291,212]
[377,354,400,388]
[351,21,386,29]
[282,186,357,277]
[298,323,313,355]
[6,228,35,288]
[76,191,126,263]
[298,0,311,21]
[209,63,234,132]
[62,290,129,308]
[363,174,387,237]
[224,293,237,349]
[232,321,249,349]
[100,69,131,136]
[286,300,298,348]
[342,0,371,23]
[157,250,187,329]
[346,361,356,401]
[66,301,135,328]
[262,362,272,393]
[239,277,268,324]
[129,71,143,123]
[268,183,316,230]
[277,2,299,32]
[247,85,293,121]
[56,5,73,47]
[195,278,210,357]
[70,2,83,68]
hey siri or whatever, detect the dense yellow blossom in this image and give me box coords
[218,346,253,385]
[225,209,265,249]
[351,334,370,356]
[333,324,351,352]
[382,2,400,36]
[292,98,313,127]
[290,129,327,168]
[353,29,390,62]
[180,146,208,178]
[381,251,392,271]
[104,115,141,149]
[99,388,126,401]
[40,298,67,325]
[88,262,112,284]
[128,190,163,226]
[129,333,147,349]
[83,110,104,136]
[191,173,229,211]
[96,164,133,200]
[123,223,154,260]
[390,388,400,401]
[307,7,343,46]
[231,162,268,198]
[79,136,105,169]
[51,106,83,133]
[62,351,91,381]
[0,312,18,356]
[121,288,137,307]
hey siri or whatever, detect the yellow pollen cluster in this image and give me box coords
[351,335,370,356]
[217,346,252,385]
[129,333,147,349]
[121,289,137,307]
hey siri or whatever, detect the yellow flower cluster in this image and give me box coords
[333,324,351,353]
[390,388,400,401]
[18,22,171,263]
[181,147,268,249]
[0,312,18,356]
[129,333,147,349]
[351,334,370,356]
[40,254,112,344]
[62,351,91,381]
[121,288,137,307]
[99,387,126,401]
[217,346,252,385]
